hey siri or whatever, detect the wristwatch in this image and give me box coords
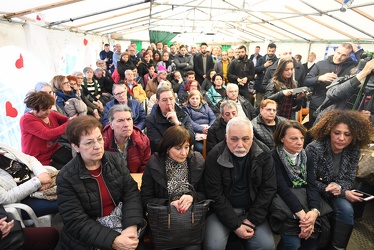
[310,208,320,216]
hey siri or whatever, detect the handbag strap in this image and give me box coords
[168,182,196,205]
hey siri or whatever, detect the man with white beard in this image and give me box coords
[203,116,276,250]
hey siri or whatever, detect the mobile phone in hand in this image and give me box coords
[352,189,374,201]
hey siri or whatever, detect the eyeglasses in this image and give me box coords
[114,91,126,97]
[80,137,104,148]
[70,82,77,86]
[62,81,70,85]
[227,90,238,93]
[76,77,84,79]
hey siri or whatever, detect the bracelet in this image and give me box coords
[310,208,320,217]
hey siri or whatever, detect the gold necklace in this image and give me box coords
[90,166,102,178]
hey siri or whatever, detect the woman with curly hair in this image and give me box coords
[305,110,374,250]
[264,56,304,119]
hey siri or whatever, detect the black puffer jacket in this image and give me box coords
[140,152,205,211]
[57,152,143,250]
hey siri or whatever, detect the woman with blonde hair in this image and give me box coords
[182,90,216,152]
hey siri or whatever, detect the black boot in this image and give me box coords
[330,220,354,250]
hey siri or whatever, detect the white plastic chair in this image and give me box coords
[3,165,57,227]
[4,203,53,227]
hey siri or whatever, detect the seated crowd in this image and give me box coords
[2,41,374,250]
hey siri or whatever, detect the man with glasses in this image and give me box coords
[304,42,362,127]
[128,45,142,65]
[146,86,194,153]
[251,99,286,149]
[102,84,145,130]
[217,83,255,120]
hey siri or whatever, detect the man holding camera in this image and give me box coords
[304,42,363,126]
[254,43,277,107]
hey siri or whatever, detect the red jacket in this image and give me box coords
[102,125,151,173]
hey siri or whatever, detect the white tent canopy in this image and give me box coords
[2,0,374,44]
[1,0,374,149]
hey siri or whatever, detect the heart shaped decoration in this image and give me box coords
[15,54,24,69]
[83,38,88,46]
[5,101,18,118]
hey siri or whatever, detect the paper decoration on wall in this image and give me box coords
[83,38,88,46]
[15,54,24,69]
[5,101,18,118]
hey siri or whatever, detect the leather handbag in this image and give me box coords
[146,183,212,250]
[356,149,374,185]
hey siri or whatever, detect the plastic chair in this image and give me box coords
[4,203,53,227]
[3,165,57,227]
[297,108,309,124]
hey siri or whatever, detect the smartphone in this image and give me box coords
[352,189,374,201]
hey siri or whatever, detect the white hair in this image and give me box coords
[226,116,253,135]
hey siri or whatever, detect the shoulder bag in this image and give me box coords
[356,149,374,186]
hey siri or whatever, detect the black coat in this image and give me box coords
[57,152,143,250]
[193,53,214,85]
[206,117,226,153]
[204,139,277,230]
[145,104,194,153]
[140,152,205,210]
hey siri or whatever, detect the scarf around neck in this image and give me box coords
[276,144,307,187]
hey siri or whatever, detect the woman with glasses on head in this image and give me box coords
[251,99,287,150]
[50,75,77,114]
[21,91,73,168]
[57,116,143,250]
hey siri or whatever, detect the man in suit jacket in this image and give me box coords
[303,52,317,75]
[193,42,214,85]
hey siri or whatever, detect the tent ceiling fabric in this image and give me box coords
[1,0,374,44]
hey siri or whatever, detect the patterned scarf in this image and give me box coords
[276,145,307,187]
[165,156,189,200]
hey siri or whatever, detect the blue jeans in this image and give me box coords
[278,233,319,250]
[330,197,354,225]
[203,212,274,250]
[21,197,59,218]
[194,141,203,153]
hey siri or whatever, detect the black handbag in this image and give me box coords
[146,183,212,250]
